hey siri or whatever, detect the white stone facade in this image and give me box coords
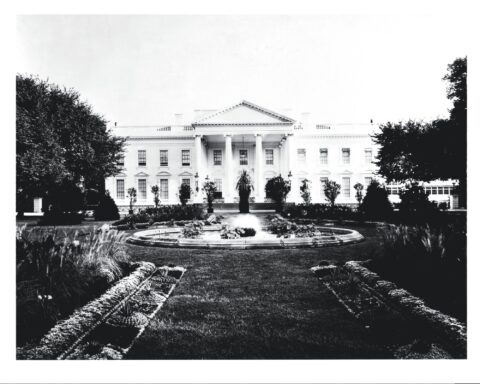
[105,100,455,209]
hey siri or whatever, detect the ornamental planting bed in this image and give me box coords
[311,261,466,358]
[17,262,185,360]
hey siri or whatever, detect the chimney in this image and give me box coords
[174,113,184,126]
[114,122,117,127]
[301,112,310,130]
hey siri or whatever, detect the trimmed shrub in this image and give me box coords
[283,203,357,221]
[397,182,439,224]
[359,180,393,220]
[94,192,120,221]
[113,204,205,227]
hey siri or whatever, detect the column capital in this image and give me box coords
[254,133,263,137]
[194,134,203,138]
[224,133,232,138]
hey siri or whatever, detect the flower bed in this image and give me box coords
[17,261,158,359]
[62,266,186,360]
[343,260,466,358]
[16,225,132,346]
[312,261,466,358]
[370,224,466,321]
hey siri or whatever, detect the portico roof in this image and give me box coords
[192,100,295,126]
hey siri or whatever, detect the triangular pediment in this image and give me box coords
[135,171,150,177]
[193,100,295,126]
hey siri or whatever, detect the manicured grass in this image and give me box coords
[126,225,397,359]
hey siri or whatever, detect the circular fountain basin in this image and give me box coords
[127,224,364,249]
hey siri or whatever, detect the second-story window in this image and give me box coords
[239,149,248,165]
[342,148,350,165]
[138,150,146,166]
[213,150,222,166]
[297,148,306,164]
[320,148,328,165]
[265,149,274,165]
[160,150,168,166]
[364,148,373,164]
[118,155,125,167]
[182,150,190,166]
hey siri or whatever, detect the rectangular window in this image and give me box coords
[342,148,350,165]
[431,187,438,195]
[160,150,168,166]
[265,149,274,165]
[425,187,431,194]
[116,179,125,199]
[181,178,191,199]
[239,149,248,165]
[213,150,222,166]
[138,150,146,166]
[365,148,373,164]
[138,179,147,200]
[214,178,223,199]
[118,155,125,167]
[297,148,306,164]
[159,179,168,200]
[182,150,190,166]
[342,177,351,198]
[364,177,372,187]
[320,148,328,165]
[320,177,328,197]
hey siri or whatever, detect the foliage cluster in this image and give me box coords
[16,226,131,345]
[371,223,466,320]
[359,180,393,221]
[113,205,206,228]
[94,191,120,221]
[16,74,125,217]
[265,176,291,212]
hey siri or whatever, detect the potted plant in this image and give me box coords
[236,170,254,213]
[265,175,291,213]
[127,187,137,215]
[151,185,160,210]
[202,180,217,213]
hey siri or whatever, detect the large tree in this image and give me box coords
[372,57,466,206]
[16,74,126,214]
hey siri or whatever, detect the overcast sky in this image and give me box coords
[17,15,467,126]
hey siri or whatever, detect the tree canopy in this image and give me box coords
[371,57,466,205]
[16,74,125,211]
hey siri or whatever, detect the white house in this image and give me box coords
[105,100,456,211]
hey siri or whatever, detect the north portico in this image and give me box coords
[106,100,385,211]
[192,101,296,204]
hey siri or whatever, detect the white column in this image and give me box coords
[286,133,298,203]
[195,134,203,202]
[255,133,264,202]
[225,134,233,203]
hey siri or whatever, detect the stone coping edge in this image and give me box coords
[126,226,364,249]
[17,261,158,360]
[343,260,466,358]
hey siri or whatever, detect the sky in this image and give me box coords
[16,15,468,126]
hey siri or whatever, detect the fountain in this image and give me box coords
[127,213,365,249]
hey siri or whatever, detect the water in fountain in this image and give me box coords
[225,213,274,239]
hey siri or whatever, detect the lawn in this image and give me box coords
[125,225,399,359]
